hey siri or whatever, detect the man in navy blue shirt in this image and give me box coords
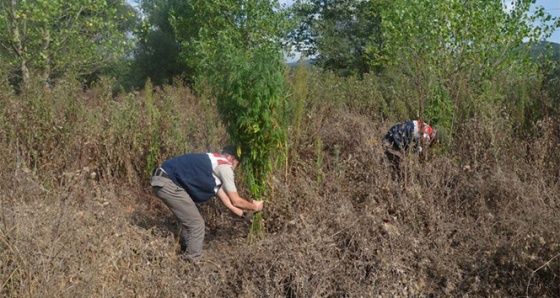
[150,145,263,261]
[382,120,438,175]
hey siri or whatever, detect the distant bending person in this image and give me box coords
[382,120,438,175]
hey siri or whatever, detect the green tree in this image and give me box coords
[380,0,557,81]
[173,0,289,240]
[534,41,560,109]
[378,0,559,132]
[0,0,135,88]
[127,0,192,89]
[290,0,387,76]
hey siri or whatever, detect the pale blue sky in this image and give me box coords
[533,0,560,43]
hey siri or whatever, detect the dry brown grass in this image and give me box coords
[1,79,559,297]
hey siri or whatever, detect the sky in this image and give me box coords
[533,0,560,44]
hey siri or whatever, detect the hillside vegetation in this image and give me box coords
[1,66,559,296]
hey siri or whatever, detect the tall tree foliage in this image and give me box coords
[290,0,386,76]
[380,0,557,82]
[173,0,289,240]
[377,0,559,131]
[0,0,135,88]
[129,0,192,88]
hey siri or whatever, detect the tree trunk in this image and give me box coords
[11,0,31,87]
[41,23,51,89]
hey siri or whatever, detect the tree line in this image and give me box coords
[0,0,557,90]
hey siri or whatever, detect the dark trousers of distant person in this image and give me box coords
[382,137,405,180]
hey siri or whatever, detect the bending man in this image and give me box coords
[150,145,263,261]
[382,120,438,174]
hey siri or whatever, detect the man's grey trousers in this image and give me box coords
[151,175,204,260]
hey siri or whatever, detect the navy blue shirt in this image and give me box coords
[384,120,434,151]
[384,121,416,150]
[161,154,220,203]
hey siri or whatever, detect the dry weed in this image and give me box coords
[1,83,559,297]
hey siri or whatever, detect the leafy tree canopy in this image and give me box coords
[290,0,387,76]
[0,0,136,88]
[127,0,192,88]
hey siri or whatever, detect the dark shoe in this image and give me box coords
[183,255,201,266]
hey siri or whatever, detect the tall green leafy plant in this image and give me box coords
[173,0,290,240]
[217,46,286,241]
